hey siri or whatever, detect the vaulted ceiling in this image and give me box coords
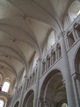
[0,0,74,86]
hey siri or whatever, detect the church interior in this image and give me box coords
[0,0,80,107]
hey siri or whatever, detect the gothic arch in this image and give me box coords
[39,69,67,107]
[14,101,19,107]
[23,90,34,107]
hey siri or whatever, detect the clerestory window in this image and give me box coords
[61,103,68,107]
[47,30,56,51]
[68,0,80,22]
[2,81,10,93]
[0,100,4,107]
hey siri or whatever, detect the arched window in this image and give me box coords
[68,0,80,22]
[47,30,56,50]
[0,100,4,107]
[61,103,68,107]
[2,81,10,92]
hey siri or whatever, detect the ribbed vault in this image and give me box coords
[0,0,77,105]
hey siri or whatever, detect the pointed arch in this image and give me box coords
[23,90,34,107]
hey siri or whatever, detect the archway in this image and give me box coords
[23,90,34,107]
[14,101,19,107]
[40,70,67,107]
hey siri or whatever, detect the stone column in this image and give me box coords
[71,73,80,107]
[18,75,27,107]
[33,58,42,107]
[10,85,18,107]
[60,32,76,107]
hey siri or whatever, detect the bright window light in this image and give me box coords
[47,30,56,50]
[2,82,10,92]
[77,10,80,16]
[61,103,68,107]
[0,100,4,107]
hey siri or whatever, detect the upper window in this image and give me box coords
[2,81,10,92]
[61,103,68,107]
[68,0,80,22]
[47,30,56,50]
[32,53,39,69]
[0,100,4,107]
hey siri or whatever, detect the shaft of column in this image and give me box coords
[33,58,41,107]
[18,75,27,107]
[60,32,76,107]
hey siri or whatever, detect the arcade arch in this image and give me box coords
[14,101,19,107]
[23,90,34,107]
[39,70,67,107]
